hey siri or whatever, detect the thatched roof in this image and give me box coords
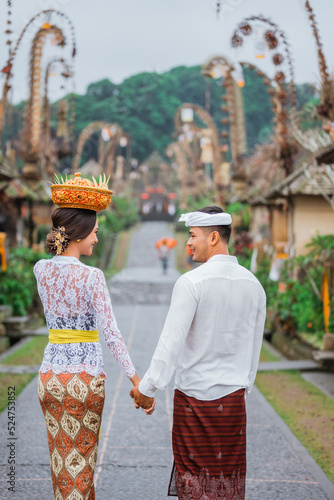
[3,178,51,202]
[240,142,294,205]
[240,137,334,205]
[315,142,334,165]
[0,154,18,181]
[263,162,334,200]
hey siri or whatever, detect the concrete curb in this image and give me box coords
[0,364,40,374]
[258,359,320,371]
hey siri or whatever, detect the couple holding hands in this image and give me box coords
[35,173,265,500]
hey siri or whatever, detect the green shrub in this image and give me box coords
[227,202,252,229]
[256,234,334,336]
[0,247,50,316]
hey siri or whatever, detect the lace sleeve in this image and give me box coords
[90,268,136,379]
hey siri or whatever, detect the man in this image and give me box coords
[130,206,266,499]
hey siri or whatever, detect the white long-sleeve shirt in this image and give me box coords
[139,254,266,401]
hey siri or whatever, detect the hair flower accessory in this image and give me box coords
[52,226,69,255]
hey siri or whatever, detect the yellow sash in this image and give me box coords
[49,329,99,344]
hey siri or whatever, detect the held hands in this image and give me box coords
[129,386,156,415]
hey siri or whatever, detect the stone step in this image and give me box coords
[0,304,13,322]
[110,281,175,305]
[21,326,48,336]
[3,315,30,337]
[0,323,6,337]
[313,350,334,361]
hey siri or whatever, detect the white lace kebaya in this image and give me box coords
[34,256,136,378]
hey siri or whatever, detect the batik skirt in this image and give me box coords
[168,389,246,500]
[38,370,106,500]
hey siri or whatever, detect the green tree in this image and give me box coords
[2,65,318,163]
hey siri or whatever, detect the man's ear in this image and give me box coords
[210,231,220,246]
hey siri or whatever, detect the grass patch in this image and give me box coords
[0,372,37,413]
[255,369,334,483]
[0,337,10,355]
[175,231,188,272]
[175,231,193,274]
[2,336,48,366]
[108,229,133,277]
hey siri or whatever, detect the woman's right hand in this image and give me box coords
[129,386,156,415]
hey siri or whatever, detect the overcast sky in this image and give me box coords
[1,0,333,103]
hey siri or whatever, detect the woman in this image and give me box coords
[35,174,154,499]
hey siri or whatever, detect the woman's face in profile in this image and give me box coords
[78,220,99,256]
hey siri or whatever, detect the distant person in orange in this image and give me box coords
[155,237,177,274]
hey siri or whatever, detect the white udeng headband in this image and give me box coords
[179,211,232,227]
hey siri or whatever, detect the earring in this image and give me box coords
[77,239,81,242]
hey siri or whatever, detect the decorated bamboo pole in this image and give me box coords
[175,103,225,203]
[72,121,124,179]
[43,57,72,147]
[0,9,76,147]
[26,25,66,162]
[231,16,296,174]
[304,1,334,123]
[202,55,247,174]
[166,142,190,208]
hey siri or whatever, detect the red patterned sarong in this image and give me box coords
[38,370,106,500]
[168,389,246,500]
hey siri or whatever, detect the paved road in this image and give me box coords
[0,221,333,499]
[110,221,179,305]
